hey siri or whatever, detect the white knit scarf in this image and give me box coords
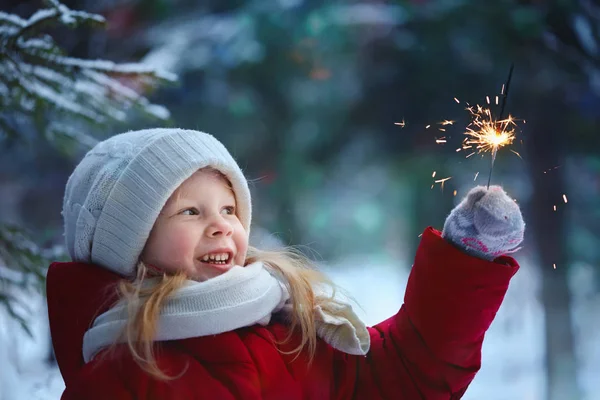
[82,262,370,363]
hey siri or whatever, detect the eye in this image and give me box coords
[180,208,199,216]
[222,206,235,215]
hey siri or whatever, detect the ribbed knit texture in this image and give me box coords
[82,262,370,362]
[62,129,251,277]
[442,185,525,260]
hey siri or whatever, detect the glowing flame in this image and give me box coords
[462,105,517,157]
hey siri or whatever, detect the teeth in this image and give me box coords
[201,253,229,263]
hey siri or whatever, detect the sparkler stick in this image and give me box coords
[486,64,514,189]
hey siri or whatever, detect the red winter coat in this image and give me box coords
[47,228,519,400]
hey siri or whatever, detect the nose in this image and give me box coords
[205,215,233,238]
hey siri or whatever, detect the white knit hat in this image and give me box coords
[62,128,251,277]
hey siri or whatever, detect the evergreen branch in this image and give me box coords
[82,70,170,119]
[0,0,176,149]
[31,66,128,121]
[18,74,105,121]
[18,2,105,39]
[0,225,48,334]
[0,292,34,337]
[14,46,175,117]
[0,225,47,268]
[17,36,55,52]
[46,122,99,149]
[49,56,177,83]
[0,12,27,28]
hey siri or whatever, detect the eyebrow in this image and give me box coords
[165,186,236,213]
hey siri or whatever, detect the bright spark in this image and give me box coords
[563,194,568,203]
[433,176,452,191]
[463,105,517,157]
[435,137,447,144]
[553,263,557,269]
[434,177,452,184]
[432,171,437,178]
[395,120,406,128]
[453,190,457,196]
[474,172,479,181]
[426,125,431,129]
[440,120,455,126]
[454,97,460,104]
[486,96,491,104]
[553,205,557,211]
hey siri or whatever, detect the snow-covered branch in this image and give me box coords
[0,224,57,337]
[0,0,177,145]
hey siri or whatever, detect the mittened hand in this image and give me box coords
[442,185,525,261]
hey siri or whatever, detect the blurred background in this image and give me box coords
[0,0,599,399]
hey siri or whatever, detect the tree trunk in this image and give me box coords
[525,101,581,400]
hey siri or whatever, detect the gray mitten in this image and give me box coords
[442,185,525,260]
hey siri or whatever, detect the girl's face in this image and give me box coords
[140,169,248,281]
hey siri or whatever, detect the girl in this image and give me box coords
[47,128,524,399]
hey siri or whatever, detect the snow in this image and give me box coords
[143,104,171,120]
[323,254,595,400]
[0,4,175,132]
[0,266,65,400]
[19,75,103,121]
[82,70,172,120]
[44,57,177,83]
[17,37,54,51]
[0,11,27,27]
[570,262,600,398]
[24,3,105,28]
[47,122,100,148]
[2,256,599,399]
[26,9,59,27]
[0,26,20,36]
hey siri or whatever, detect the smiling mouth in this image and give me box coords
[199,252,233,266]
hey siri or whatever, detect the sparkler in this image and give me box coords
[462,65,517,189]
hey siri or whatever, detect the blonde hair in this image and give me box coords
[113,247,348,380]
[114,263,188,380]
[108,166,350,379]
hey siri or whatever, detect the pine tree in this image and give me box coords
[0,0,176,334]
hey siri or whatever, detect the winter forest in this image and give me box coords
[0,0,599,399]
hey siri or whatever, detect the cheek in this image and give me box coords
[145,226,198,266]
[233,224,249,263]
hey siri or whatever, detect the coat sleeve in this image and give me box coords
[346,227,519,400]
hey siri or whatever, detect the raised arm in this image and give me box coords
[346,186,524,399]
